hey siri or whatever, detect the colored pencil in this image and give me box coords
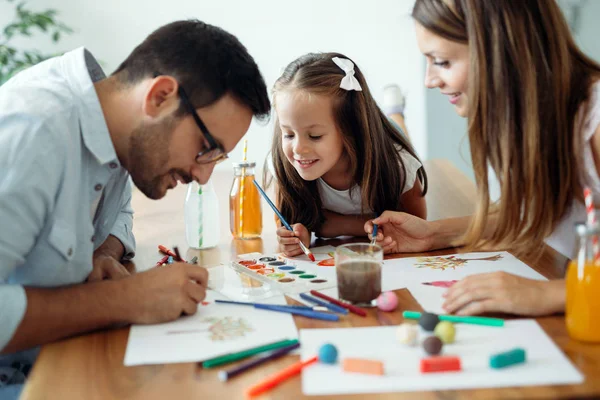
[218,342,300,382]
[202,339,298,368]
[215,299,339,321]
[299,293,348,315]
[246,355,318,397]
[252,179,316,262]
[310,290,367,317]
[402,311,505,327]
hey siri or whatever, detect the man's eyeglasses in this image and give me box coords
[178,85,228,165]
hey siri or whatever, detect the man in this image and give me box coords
[0,19,270,393]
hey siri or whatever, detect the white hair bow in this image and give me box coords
[332,57,362,92]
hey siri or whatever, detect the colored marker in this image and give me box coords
[246,355,318,397]
[402,311,504,327]
[252,179,315,262]
[189,256,198,264]
[215,299,339,321]
[167,256,174,264]
[218,342,300,381]
[310,290,367,317]
[173,246,184,262]
[202,339,298,368]
[158,245,177,258]
[155,255,169,266]
[299,293,348,315]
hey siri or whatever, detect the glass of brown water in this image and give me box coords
[335,243,383,306]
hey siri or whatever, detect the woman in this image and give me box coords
[367,0,600,316]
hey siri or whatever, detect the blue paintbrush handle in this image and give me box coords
[254,304,340,321]
[299,293,348,315]
[252,180,293,231]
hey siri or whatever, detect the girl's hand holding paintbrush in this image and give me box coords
[276,223,310,257]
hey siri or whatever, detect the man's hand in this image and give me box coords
[87,255,130,282]
[122,262,209,324]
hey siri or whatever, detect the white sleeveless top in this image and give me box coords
[545,81,600,258]
[317,148,421,215]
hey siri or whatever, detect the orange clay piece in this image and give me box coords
[342,358,384,375]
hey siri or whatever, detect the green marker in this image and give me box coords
[202,339,298,368]
[402,311,505,327]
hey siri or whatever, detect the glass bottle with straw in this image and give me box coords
[565,187,600,342]
[230,140,262,239]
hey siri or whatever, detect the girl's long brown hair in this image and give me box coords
[269,52,427,233]
[413,0,600,257]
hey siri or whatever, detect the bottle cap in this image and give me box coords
[233,161,256,168]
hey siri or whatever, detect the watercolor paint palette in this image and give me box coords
[228,247,338,295]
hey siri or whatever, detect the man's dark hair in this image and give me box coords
[113,20,270,120]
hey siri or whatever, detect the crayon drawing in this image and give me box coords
[414,254,503,271]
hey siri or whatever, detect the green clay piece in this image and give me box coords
[489,348,526,369]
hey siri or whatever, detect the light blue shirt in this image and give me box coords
[0,48,136,362]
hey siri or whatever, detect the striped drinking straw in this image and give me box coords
[198,185,203,248]
[239,140,248,238]
[583,187,599,263]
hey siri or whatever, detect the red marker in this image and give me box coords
[158,245,177,259]
[310,290,367,317]
[155,255,169,266]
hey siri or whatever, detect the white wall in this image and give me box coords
[0,0,427,173]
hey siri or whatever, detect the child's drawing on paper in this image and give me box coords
[203,317,254,341]
[414,254,503,271]
[422,280,459,288]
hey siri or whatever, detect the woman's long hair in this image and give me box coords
[413,0,600,257]
[269,52,427,232]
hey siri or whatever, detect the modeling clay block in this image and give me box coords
[342,358,384,375]
[396,323,418,346]
[420,356,461,373]
[489,348,526,369]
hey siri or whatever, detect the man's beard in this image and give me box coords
[128,117,176,200]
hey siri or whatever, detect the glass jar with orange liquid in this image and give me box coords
[566,222,600,342]
[230,161,262,239]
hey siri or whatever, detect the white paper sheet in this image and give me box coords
[382,251,547,293]
[300,321,583,395]
[124,290,298,366]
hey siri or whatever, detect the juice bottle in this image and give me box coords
[230,161,262,239]
[565,222,600,342]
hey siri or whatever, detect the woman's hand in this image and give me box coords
[442,272,565,316]
[365,210,436,254]
[276,223,310,257]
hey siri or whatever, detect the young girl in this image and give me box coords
[368,0,600,316]
[269,52,427,257]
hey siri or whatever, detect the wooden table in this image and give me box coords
[20,160,600,400]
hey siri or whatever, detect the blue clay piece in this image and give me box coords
[318,343,338,364]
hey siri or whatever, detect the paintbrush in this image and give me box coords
[252,179,316,262]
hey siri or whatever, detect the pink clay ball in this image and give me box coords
[376,291,398,312]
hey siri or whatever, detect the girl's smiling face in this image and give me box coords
[276,89,348,184]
